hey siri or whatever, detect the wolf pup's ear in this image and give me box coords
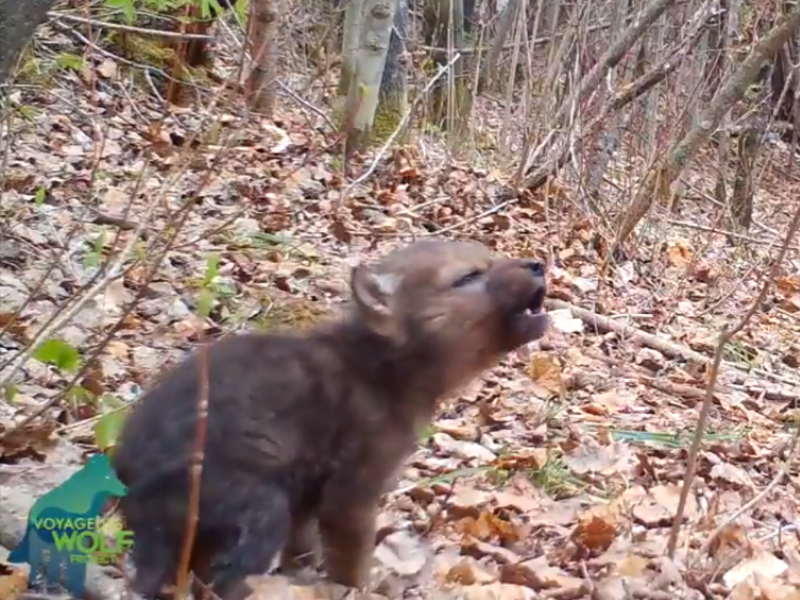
[350,264,401,338]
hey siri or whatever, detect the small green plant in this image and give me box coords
[417,423,437,445]
[606,427,746,449]
[198,253,221,318]
[33,338,101,418]
[83,231,108,270]
[527,454,583,499]
[34,338,81,373]
[94,397,131,453]
[55,53,84,72]
[3,384,19,403]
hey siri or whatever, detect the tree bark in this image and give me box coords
[0,0,57,87]
[614,1,800,249]
[343,0,400,154]
[374,0,409,141]
[339,0,365,101]
[245,0,282,115]
[482,0,519,91]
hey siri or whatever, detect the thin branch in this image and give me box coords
[666,202,800,558]
[48,11,214,39]
[698,421,800,560]
[174,342,209,599]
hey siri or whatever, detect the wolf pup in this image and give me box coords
[111,239,550,600]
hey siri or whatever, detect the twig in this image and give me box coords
[0,188,155,393]
[174,342,209,599]
[666,202,800,558]
[49,11,215,39]
[698,421,800,560]
[545,298,800,389]
[429,198,514,236]
[276,80,336,131]
[667,219,776,246]
[341,52,463,200]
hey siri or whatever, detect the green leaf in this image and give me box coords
[200,0,224,19]
[234,0,248,21]
[217,283,236,298]
[106,0,137,23]
[55,53,85,71]
[93,231,107,254]
[67,386,97,405]
[94,410,130,451]
[198,288,215,318]
[83,252,101,269]
[34,187,46,206]
[33,338,81,373]
[3,384,18,403]
[202,253,220,287]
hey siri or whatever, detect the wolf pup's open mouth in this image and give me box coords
[514,278,549,343]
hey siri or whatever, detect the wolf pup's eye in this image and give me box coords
[453,270,484,288]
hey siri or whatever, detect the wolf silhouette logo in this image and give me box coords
[8,453,129,598]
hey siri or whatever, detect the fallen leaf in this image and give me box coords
[570,510,617,552]
[650,484,698,520]
[96,58,118,79]
[460,583,536,600]
[563,440,635,477]
[724,552,788,588]
[373,530,430,578]
[0,565,27,600]
[548,308,584,334]
[527,354,562,392]
[666,240,692,267]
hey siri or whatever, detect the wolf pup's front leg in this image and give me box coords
[317,503,378,589]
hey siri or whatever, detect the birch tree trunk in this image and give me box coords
[0,0,56,87]
[338,0,365,109]
[373,0,409,141]
[342,0,400,155]
[245,0,282,115]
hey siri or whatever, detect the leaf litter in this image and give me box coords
[3,25,800,600]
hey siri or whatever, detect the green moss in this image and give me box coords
[330,95,347,130]
[253,298,330,332]
[106,31,176,67]
[11,47,53,86]
[373,97,405,143]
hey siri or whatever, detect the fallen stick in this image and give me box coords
[545,298,800,390]
[546,298,715,363]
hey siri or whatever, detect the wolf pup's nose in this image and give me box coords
[523,261,545,276]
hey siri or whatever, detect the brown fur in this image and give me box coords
[111,239,549,600]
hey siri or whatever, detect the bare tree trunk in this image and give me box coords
[482,0,519,91]
[0,0,56,87]
[343,0,401,155]
[339,0,365,103]
[374,0,409,141]
[613,1,800,249]
[709,0,732,215]
[245,0,282,115]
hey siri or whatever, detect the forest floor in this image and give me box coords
[3,22,800,600]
